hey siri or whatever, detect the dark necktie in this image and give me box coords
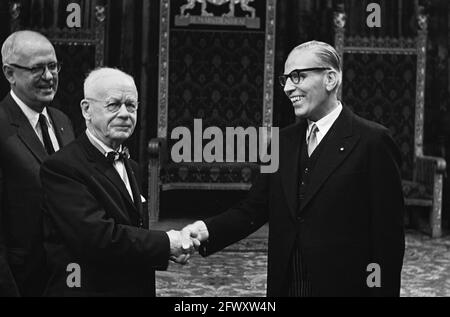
[39,114,55,155]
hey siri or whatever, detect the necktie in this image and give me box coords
[307,124,319,157]
[39,114,55,155]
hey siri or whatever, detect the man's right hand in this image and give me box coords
[166,229,199,265]
[181,220,209,243]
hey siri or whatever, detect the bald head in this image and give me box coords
[84,67,137,100]
[1,30,54,65]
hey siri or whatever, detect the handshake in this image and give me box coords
[166,220,209,265]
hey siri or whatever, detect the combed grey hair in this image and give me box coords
[83,67,136,98]
[1,30,51,65]
[291,40,343,91]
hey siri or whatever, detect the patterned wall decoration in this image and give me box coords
[168,31,265,132]
[160,0,275,140]
[157,0,276,181]
[53,45,96,136]
[342,53,417,180]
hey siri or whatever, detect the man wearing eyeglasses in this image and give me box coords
[39,67,196,296]
[182,41,405,296]
[0,30,74,296]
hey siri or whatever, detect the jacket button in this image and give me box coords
[297,216,305,223]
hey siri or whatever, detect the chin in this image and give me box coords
[37,94,56,103]
[113,132,132,140]
[294,108,307,118]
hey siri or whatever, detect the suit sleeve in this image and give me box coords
[0,166,20,296]
[40,157,170,269]
[200,170,270,256]
[368,129,405,296]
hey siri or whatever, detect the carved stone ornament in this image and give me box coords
[417,13,428,31]
[333,11,346,29]
[95,5,106,23]
[9,1,21,20]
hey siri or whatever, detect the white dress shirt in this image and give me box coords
[85,129,134,202]
[11,90,60,152]
[306,101,343,147]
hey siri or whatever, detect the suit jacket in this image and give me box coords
[201,106,405,297]
[40,133,170,297]
[0,93,74,296]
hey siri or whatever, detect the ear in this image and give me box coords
[2,65,16,85]
[80,99,91,121]
[324,70,338,92]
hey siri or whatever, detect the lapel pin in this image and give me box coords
[339,147,345,152]
[60,127,64,132]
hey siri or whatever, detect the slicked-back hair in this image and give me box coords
[291,40,342,91]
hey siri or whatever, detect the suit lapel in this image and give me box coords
[300,107,360,212]
[5,94,47,163]
[280,121,305,219]
[80,134,138,216]
[101,164,137,212]
[47,108,71,146]
[123,158,144,220]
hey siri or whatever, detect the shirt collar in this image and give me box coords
[85,128,121,157]
[306,101,343,139]
[10,90,51,128]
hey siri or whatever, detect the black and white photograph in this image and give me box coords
[0,0,449,301]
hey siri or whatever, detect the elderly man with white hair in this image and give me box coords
[39,67,196,297]
[0,30,74,297]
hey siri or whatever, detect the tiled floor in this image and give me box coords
[153,219,450,297]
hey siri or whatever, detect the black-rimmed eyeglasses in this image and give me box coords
[7,62,62,77]
[279,67,331,87]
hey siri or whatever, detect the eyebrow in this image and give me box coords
[105,97,138,103]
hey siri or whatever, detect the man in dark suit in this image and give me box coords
[40,67,196,296]
[0,30,75,296]
[182,41,405,296]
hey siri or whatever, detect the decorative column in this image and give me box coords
[333,3,346,100]
[9,1,21,32]
[94,2,106,67]
[415,6,428,158]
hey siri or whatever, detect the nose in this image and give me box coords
[42,66,54,80]
[283,78,295,95]
[117,103,131,117]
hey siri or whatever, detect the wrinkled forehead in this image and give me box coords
[284,48,321,74]
[90,74,138,101]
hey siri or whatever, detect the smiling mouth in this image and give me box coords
[290,95,306,104]
[38,86,54,91]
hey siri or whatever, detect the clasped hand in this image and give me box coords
[167,221,209,265]
[166,229,199,265]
